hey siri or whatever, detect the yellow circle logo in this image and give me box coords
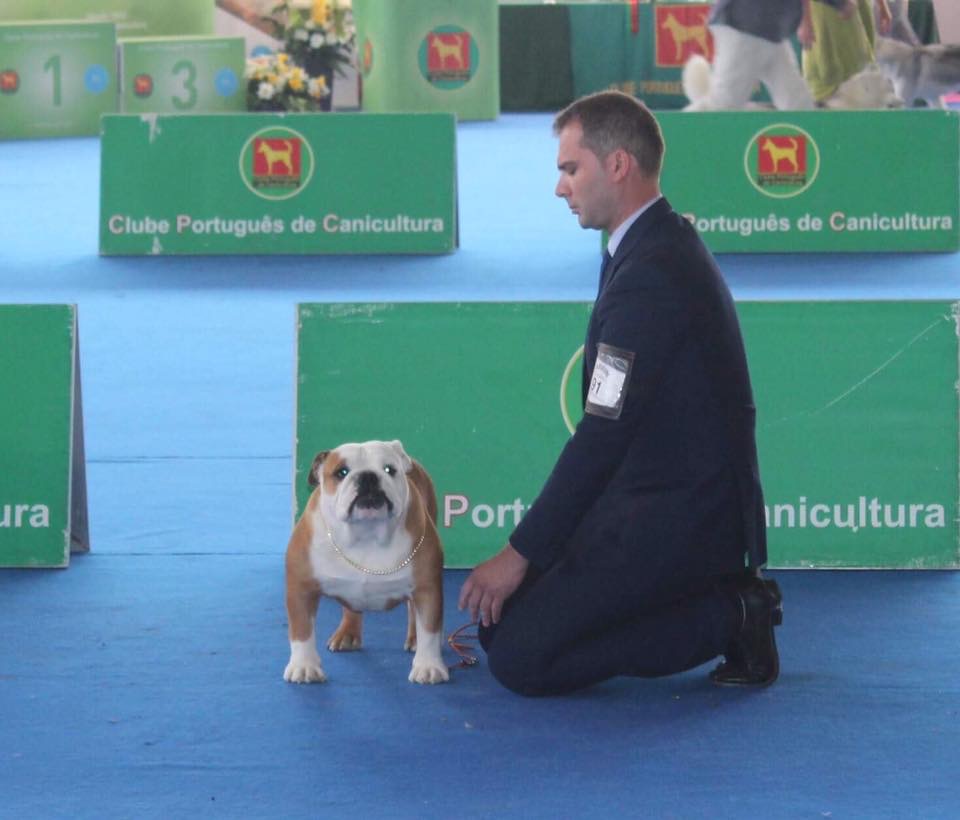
[559,345,584,435]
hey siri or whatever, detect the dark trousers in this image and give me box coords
[478,554,740,697]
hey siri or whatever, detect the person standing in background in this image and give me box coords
[683,0,853,110]
[803,0,893,104]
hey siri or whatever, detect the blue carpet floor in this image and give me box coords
[1,113,959,819]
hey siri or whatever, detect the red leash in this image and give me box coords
[447,621,480,670]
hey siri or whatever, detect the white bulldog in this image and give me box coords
[283,440,448,685]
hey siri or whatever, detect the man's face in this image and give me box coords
[555,120,615,232]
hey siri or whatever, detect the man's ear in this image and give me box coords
[608,148,631,182]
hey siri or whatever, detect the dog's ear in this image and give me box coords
[387,440,414,474]
[308,451,330,487]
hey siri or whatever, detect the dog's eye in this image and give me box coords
[383,464,396,476]
[335,466,349,479]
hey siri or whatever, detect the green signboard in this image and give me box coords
[295,301,959,570]
[1,0,213,37]
[354,0,499,121]
[99,112,457,255]
[119,36,245,114]
[657,110,959,253]
[0,305,88,569]
[0,21,116,139]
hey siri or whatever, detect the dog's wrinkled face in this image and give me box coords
[310,440,413,524]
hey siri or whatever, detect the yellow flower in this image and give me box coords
[308,75,328,98]
[288,67,306,91]
[312,0,330,27]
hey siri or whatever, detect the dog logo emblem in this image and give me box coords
[256,139,299,177]
[655,5,713,67]
[239,126,315,201]
[745,124,820,199]
[133,74,153,98]
[0,69,19,94]
[419,26,479,89]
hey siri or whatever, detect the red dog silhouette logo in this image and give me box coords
[133,74,153,98]
[0,69,19,94]
[655,5,713,67]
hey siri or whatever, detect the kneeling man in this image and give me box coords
[459,92,782,696]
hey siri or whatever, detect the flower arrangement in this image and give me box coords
[245,52,331,112]
[264,0,356,81]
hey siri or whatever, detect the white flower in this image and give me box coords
[310,32,325,48]
[257,82,276,100]
[294,28,309,41]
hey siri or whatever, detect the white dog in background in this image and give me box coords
[682,54,715,110]
[681,53,779,110]
[819,63,903,109]
[684,52,902,111]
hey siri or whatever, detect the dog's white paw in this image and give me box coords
[409,659,450,685]
[284,659,327,683]
[284,641,326,683]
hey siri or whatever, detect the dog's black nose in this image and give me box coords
[355,471,381,493]
[351,470,391,514]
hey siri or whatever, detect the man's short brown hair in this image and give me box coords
[554,91,664,178]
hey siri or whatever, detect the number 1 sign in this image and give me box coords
[0,20,117,139]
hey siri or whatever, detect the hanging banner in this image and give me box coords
[569,2,712,110]
[0,305,89,569]
[295,301,960,570]
[99,112,457,255]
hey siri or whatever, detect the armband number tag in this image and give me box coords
[585,343,635,420]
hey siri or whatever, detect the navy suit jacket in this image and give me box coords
[511,197,767,592]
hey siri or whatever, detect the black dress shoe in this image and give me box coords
[710,573,783,687]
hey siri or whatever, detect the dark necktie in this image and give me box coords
[597,250,613,299]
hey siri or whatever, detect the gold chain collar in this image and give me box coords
[319,509,425,576]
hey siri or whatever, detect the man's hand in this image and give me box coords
[875,0,892,36]
[458,543,529,627]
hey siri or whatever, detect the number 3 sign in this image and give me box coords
[119,36,246,115]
